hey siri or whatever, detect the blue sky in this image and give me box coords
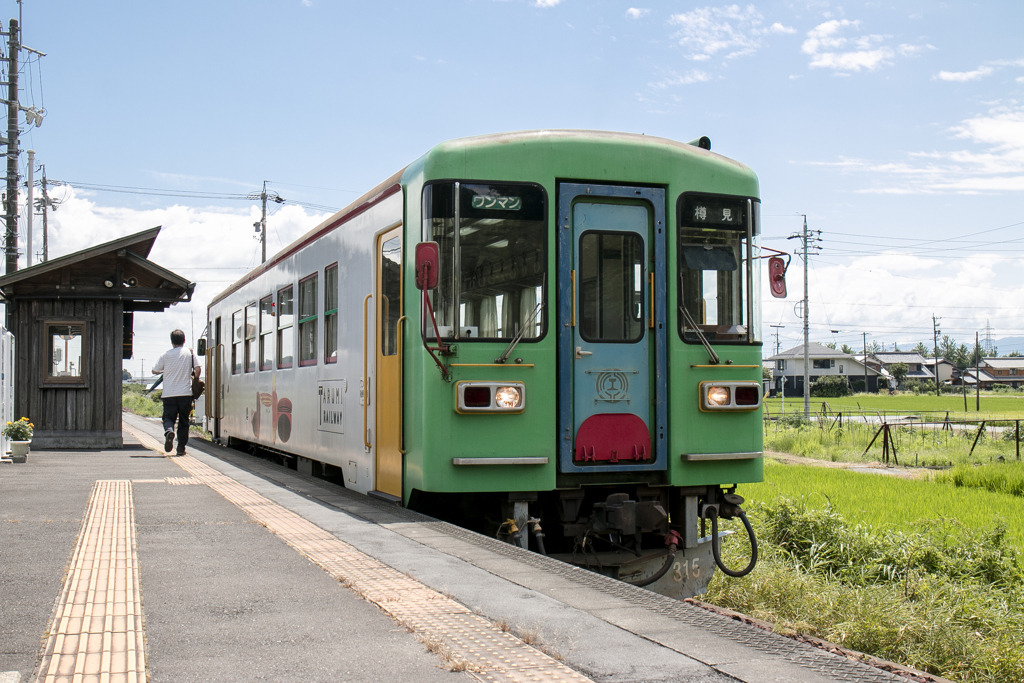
[11,0,1024,369]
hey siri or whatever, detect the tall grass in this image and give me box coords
[707,488,1024,682]
[740,460,1024,546]
[764,420,1018,467]
[122,383,162,418]
[935,462,1024,498]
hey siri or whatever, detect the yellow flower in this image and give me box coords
[5,421,10,425]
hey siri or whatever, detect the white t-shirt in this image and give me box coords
[153,346,200,398]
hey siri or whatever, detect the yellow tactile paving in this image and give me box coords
[35,480,145,683]
[123,424,591,683]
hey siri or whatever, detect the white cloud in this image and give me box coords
[801,20,930,72]
[535,0,561,7]
[668,5,787,62]
[33,190,328,375]
[1018,76,1024,84]
[936,66,994,82]
[626,8,649,19]
[801,19,897,71]
[805,105,1024,194]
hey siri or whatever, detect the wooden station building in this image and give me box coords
[0,227,194,448]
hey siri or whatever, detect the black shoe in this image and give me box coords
[164,430,174,453]
[175,450,186,456]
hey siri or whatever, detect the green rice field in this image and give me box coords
[764,392,1024,418]
[742,459,1024,547]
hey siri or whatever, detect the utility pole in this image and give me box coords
[863,332,869,394]
[36,164,55,261]
[770,324,784,356]
[5,18,19,274]
[932,315,941,397]
[976,331,981,411]
[788,215,821,420]
[769,324,785,409]
[248,181,284,264]
[25,149,32,267]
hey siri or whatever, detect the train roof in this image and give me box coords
[209,129,757,308]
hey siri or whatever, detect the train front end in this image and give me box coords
[402,131,763,597]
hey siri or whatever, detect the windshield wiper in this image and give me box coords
[495,302,543,364]
[679,305,720,365]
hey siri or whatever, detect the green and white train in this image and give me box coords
[204,130,767,597]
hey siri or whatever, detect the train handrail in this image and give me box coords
[397,315,406,455]
[363,293,372,450]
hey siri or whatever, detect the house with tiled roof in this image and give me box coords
[979,357,1024,389]
[766,342,883,397]
[868,352,935,387]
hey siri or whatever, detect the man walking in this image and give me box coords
[152,329,201,455]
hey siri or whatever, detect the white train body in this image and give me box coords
[206,185,401,496]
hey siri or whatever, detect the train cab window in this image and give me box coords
[231,310,243,374]
[298,273,318,366]
[380,238,401,355]
[422,181,546,342]
[578,231,645,343]
[244,304,257,372]
[677,193,761,344]
[277,286,294,368]
[259,295,274,371]
[324,264,338,364]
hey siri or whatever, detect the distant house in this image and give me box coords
[868,352,935,387]
[766,342,883,397]
[955,368,999,390]
[979,357,1024,389]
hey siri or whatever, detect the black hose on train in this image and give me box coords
[628,542,677,587]
[707,506,758,578]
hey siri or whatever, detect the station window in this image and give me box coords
[277,286,294,369]
[231,310,243,374]
[244,304,256,373]
[324,264,338,363]
[45,322,87,385]
[259,295,274,371]
[298,273,318,366]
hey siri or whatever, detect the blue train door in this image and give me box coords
[557,184,667,473]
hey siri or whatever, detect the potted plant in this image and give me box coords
[4,417,33,463]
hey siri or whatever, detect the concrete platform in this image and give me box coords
[0,413,936,683]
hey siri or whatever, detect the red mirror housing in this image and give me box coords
[768,256,787,298]
[415,242,439,290]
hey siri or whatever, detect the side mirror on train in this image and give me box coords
[415,242,440,291]
[196,338,207,356]
[768,257,787,299]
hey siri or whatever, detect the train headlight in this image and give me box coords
[456,381,526,413]
[700,381,761,412]
[707,386,730,406]
[494,386,522,409]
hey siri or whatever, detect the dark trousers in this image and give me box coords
[161,395,193,451]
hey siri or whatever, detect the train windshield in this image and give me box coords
[677,194,761,344]
[422,182,547,342]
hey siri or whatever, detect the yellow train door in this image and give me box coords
[375,228,403,499]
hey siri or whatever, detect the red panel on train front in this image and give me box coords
[574,414,651,463]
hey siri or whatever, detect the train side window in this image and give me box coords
[277,286,294,369]
[244,304,256,372]
[324,264,338,363]
[298,273,318,366]
[381,237,401,356]
[231,310,242,374]
[259,295,274,371]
